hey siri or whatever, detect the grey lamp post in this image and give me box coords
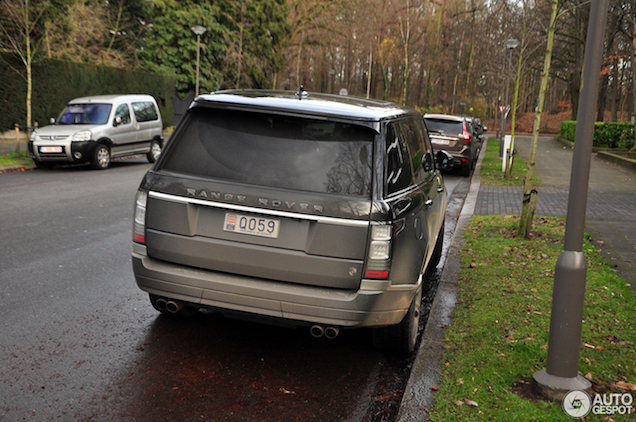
[499,38,519,158]
[192,25,207,97]
[533,0,609,401]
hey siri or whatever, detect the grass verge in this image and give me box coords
[480,138,540,186]
[0,151,33,169]
[428,215,636,421]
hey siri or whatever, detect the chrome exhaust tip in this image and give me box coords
[324,326,340,339]
[166,300,184,314]
[310,325,325,338]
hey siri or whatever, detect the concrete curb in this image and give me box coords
[396,141,487,422]
[0,164,36,172]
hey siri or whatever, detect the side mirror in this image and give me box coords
[422,152,435,173]
[436,150,454,171]
[50,118,55,124]
[113,116,122,127]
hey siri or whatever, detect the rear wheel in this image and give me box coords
[91,144,110,170]
[147,140,161,163]
[373,287,422,353]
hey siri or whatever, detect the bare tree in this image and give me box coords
[519,0,559,238]
[0,0,49,139]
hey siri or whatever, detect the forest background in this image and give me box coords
[1,0,635,132]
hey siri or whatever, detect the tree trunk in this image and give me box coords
[519,0,559,238]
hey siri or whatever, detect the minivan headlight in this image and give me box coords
[72,130,92,141]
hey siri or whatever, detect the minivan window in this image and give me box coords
[115,104,131,125]
[132,102,159,122]
[424,118,463,136]
[58,104,112,125]
[158,108,374,197]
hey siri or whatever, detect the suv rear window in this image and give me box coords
[424,118,463,136]
[159,108,375,197]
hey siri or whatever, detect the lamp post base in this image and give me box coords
[532,369,592,401]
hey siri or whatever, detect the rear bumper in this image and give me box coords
[132,244,417,328]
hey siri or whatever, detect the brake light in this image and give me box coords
[463,122,473,142]
[365,225,392,279]
[133,190,148,244]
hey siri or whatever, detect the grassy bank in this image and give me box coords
[480,138,540,186]
[0,151,33,169]
[428,216,636,421]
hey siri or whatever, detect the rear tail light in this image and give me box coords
[462,122,473,142]
[133,190,148,244]
[365,224,392,279]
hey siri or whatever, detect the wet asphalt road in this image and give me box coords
[0,159,464,421]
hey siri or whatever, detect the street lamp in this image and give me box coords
[499,38,519,158]
[192,25,207,97]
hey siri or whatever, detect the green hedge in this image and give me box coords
[0,53,176,131]
[560,120,635,149]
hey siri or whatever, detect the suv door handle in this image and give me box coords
[424,199,433,207]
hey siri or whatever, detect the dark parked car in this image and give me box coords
[132,89,452,352]
[466,117,487,145]
[424,114,479,177]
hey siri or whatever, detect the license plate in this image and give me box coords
[223,213,280,238]
[39,146,63,153]
[432,139,451,146]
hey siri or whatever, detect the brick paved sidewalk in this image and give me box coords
[474,135,636,292]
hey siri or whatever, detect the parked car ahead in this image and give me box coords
[132,89,453,353]
[466,116,487,145]
[29,94,163,170]
[424,114,479,177]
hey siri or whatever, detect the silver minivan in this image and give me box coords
[132,90,452,352]
[28,94,163,169]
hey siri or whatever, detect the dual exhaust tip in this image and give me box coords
[310,324,340,340]
[154,297,339,338]
[155,297,184,314]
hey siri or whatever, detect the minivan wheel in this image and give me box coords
[373,287,422,353]
[147,140,161,163]
[91,144,111,170]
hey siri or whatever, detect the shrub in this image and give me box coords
[560,120,634,149]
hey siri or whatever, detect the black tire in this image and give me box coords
[373,286,422,353]
[147,140,161,163]
[91,143,111,170]
[427,221,445,274]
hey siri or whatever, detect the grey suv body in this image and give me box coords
[132,90,450,352]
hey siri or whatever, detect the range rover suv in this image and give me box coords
[132,89,452,352]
